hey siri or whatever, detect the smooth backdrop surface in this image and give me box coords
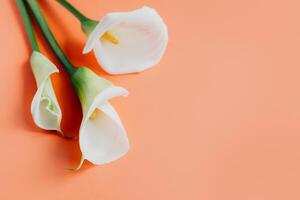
[1,0,300,199]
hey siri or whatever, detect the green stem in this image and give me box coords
[56,0,89,23]
[26,0,76,76]
[16,0,39,52]
[56,0,98,35]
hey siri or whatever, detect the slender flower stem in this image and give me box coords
[16,0,39,52]
[26,0,76,76]
[56,0,98,35]
[56,0,90,23]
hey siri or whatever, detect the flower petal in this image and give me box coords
[83,6,168,74]
[30,51,62,131]
[30,51,58,86]
[79,86,129,164]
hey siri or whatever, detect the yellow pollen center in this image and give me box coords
[101,31,119,45]
[89,110,98,120]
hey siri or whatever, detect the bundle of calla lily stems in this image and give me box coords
[16,0,168,170]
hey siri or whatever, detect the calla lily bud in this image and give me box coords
[83,6,168,74]
[30,51,62,132]
[71,67,129,165]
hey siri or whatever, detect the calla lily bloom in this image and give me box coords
[72,67,129,165]
[82,6,168,74]
[17,0,62,133]
[30,51,62,132]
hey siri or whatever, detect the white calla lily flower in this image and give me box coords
[83,6,168,74]
[71,67,129,166]
[30,51,62,132]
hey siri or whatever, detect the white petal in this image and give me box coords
[79,86,129,164]
[30,51,58,86]
[83,6,168,74]
[30,51,62,131]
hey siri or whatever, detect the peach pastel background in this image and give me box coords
[1,0,300,199]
